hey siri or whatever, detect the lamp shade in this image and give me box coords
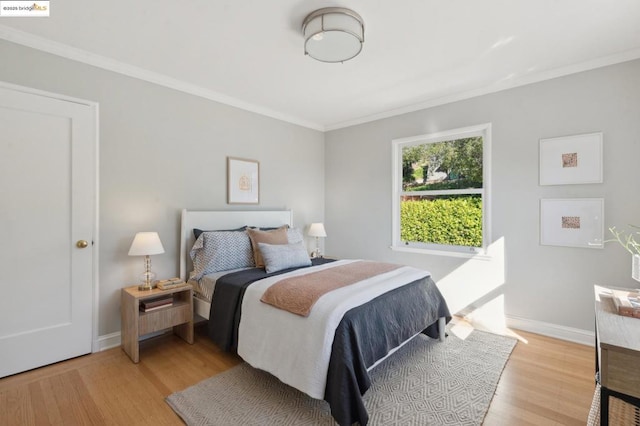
[128,232,165,256]
[302,7,364,63]
[308,223,327,238]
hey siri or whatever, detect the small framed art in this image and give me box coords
[227,157,259,204]
[539,132,603,185]
[540,198,604,249]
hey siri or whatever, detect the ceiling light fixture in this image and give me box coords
[302,7,364,63]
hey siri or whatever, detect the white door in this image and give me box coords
[0,85,96,378]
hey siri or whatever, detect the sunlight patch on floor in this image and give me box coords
[449,320,474,340]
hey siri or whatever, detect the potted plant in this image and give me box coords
[608,225,640,281]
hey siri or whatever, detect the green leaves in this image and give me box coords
[402,137,483,191]
[400,197,483,247]
[608,225,640,255]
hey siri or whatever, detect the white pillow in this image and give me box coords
[258,241,311,274]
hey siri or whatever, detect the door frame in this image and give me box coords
[0,80,100,353]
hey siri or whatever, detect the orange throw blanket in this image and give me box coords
[260,261,402,317]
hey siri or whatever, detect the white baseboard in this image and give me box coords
[506,315,594,346]
[95,316,594,353]
[95,329,175,353]
[95,331,121,352]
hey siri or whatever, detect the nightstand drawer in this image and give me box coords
[138,302,191,335]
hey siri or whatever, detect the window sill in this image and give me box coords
[390,245,493,261]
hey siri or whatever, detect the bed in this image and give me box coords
[179,209,451,426]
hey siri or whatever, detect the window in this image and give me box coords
[392,123,491,257]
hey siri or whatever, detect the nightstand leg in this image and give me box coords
[174,322,194,344]
[121,289,140,363]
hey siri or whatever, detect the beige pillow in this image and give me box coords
[246,226,289,267]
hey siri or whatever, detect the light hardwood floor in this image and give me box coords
[0,324,594,425]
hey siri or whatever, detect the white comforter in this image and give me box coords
[237,259,431,400]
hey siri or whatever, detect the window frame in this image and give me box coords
[391,123,492,258]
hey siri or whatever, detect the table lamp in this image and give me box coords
[308,223,327,258]
[128,232,165,290]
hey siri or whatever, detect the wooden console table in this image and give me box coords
[594,285,640,425]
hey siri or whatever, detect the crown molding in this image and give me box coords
[325,47,640,131]
[2,24,639,134]
[0,25,325,132]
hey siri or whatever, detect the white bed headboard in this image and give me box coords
[179,209,293,281]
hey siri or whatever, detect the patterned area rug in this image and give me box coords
[167,329,516,425]
[587,383,601,425]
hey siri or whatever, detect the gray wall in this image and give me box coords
[325,59,640,334]
[2,36,639,341]
[0,39,325,337]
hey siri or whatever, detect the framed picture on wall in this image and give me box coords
[539,132,603,185]
[540,198,604,249]
[227,157,260,204]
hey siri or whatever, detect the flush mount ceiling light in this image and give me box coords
[302,7,364,63]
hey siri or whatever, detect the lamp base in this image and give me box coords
[138,263,157,290]
[310,248,323,259]
[310,236,323,259]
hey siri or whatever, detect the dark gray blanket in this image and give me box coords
[207,261,451,426]
[208,258,334,351]
[325,275,450,425]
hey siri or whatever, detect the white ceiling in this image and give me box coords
[2,0,640,131]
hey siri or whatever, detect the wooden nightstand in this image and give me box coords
[121,284,194,363]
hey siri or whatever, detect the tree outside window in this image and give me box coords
[392,124,490,255]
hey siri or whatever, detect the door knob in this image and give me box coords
[76,240,89,248]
